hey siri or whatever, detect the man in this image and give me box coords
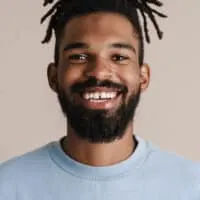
[0,0,199,199]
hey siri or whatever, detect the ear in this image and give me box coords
[47,63,58,93]
[139,63,150,92]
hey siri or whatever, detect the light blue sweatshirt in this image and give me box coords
[0,136,200,200]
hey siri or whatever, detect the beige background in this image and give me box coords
[0,1,200,163]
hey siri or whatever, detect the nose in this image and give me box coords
[83,57,113,80]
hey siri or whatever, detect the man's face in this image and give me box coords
[48,12,150,143]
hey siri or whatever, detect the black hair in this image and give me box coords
[41,0,167,65]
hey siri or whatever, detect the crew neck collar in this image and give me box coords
[48,135,150,180]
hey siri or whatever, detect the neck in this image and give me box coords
[61,123,137,166]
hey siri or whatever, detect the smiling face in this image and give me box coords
[48,12,150,143]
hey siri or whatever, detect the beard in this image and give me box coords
[57,78,141,143]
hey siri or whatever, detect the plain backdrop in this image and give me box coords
[0,1,200,162]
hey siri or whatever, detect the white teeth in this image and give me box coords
[83,92,117,100]
[110,92,116,98]
[94,93,99,99]
[85,93,90,100]
[105,93,109,99]
[90,93,94,99]
[101,92,107,99]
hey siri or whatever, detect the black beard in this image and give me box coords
[57,78,141,143]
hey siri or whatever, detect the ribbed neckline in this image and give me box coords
[48,135,150,180]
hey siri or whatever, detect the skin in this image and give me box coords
[47,12,150,166]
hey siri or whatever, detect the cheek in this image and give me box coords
[118,67,141,92]
[58,64,84,88]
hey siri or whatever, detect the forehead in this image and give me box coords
[60,12,139,50]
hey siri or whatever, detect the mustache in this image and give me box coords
[70,78,128,94]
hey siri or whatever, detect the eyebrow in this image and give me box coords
[63,42,89,52]
[109,43,136,54]
[63,42,136,53]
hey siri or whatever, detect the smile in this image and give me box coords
[76,87,122,109]
[82,91,118,101]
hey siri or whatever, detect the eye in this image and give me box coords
[68,54,88,64]
[111,54,130,64]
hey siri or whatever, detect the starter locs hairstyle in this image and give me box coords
[41,0,167,65]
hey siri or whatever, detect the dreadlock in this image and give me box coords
[41,0,167,65]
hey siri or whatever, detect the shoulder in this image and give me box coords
[147,142,200,171]
[0,142,55,195]
[0,142,55,176]
[144,140,200,191]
